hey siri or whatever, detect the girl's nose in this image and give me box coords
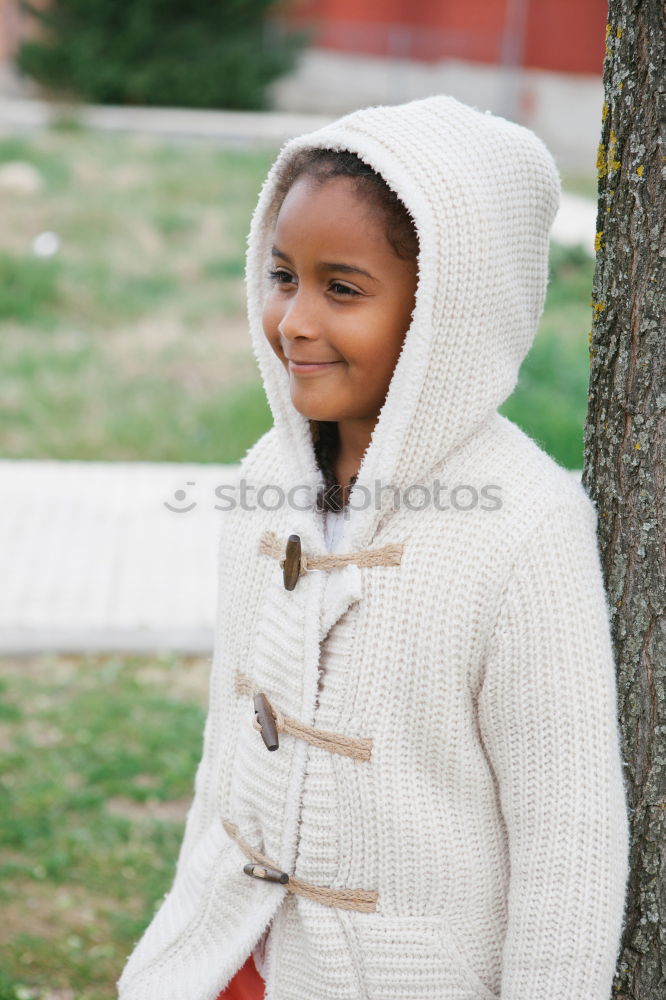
[277,289,321,344]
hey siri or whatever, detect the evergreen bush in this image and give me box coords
[17,0,306,110]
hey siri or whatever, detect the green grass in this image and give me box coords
[0,253,61,325]
[0,127,597,468]
[501,243,595,469]
[0,653,210,1000]
[0,128,275,462]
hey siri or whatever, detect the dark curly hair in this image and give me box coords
[276,148,419,513]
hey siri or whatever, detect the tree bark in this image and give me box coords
[582,1,665,996]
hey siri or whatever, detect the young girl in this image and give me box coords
[118,94,630,1000]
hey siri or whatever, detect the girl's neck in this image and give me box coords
[334,416,376,487]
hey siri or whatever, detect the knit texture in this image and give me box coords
[323,509,346,552]
[117,95,630,1000]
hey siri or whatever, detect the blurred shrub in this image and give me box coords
[16,0,306,110]
[547,242,594,302]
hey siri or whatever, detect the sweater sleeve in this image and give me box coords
[477,496,630,1000]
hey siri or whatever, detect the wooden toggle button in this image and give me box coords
[282,533,301,591]
[243,862,289,884]
[253,692,279,751]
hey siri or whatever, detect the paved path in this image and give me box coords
[0,459,582,655]
[0,97,335,148]
[0,97,597,252]
[0,460,239,655]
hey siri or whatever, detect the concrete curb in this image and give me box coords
[0,459,237,656]
[0,97,335,147]
[1,627,215,656]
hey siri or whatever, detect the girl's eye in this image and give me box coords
[266,269,360,297]
[267,268,294,285]
[330,281,359,297]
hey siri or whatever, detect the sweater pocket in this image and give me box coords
[351,913,498,1000]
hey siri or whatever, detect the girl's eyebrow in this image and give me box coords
[271,245,378,282]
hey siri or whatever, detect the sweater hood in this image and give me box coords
[244,94,560,553]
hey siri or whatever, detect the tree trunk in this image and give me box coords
[582,1,665,996]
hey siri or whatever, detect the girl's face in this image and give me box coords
[262,174,418,425]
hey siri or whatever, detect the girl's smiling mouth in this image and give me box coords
[287,359,342,373]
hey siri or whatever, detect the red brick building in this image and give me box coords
[281,0,607,76]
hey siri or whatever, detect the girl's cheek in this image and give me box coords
[262,299,286,361]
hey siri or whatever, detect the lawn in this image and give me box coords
[0,127,598,998]
[0,653,209,1000]
[0,125,596,469]
[0,127,275,464]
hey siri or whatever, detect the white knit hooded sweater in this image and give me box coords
[117,95,630,1000]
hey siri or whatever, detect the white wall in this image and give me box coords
[269,50,603,174]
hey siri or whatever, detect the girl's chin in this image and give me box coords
[293,406,343,422]
[289,392,344,423]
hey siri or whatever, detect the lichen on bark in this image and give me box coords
[582,1,665,995]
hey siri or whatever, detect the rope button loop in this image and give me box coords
[227,686,378,910]
[223,819,378,913]
[257,530,405,592]
[235,672,373,761]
